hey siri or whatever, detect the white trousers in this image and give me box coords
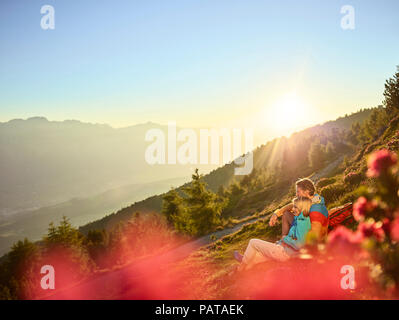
[242,239,290,267]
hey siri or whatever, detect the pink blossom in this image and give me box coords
[357,221,385,242]
[390,217,399,241]
[328,226,362,246]
[382,218,391,236]
[352,197,376,221]
[367,149,397,178]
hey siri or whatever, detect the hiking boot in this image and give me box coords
[233,250,243,263]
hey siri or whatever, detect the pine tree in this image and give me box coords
[0,285,12,300]
[44,216,83,248]
[85,229,108,267]
[42,217,94,286]
[162,189,184,224]
[308,141,326,170]
[182,169,224,236]
[347,122,360,145]
[325,141,336,159]
[384,66,399,113]
[1,238,40,299]
[162,188,194,234]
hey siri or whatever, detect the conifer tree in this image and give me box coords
[308,141,326,170]
[384,66,399,113]
[182,169,224,236]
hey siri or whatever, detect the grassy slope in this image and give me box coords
[161,114,399,299]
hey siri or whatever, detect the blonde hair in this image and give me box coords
[296,178,316,196]
[292,196,312,217]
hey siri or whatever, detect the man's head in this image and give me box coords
[295,178,315,199]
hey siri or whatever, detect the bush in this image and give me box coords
[106,213,175,266]
[387,136,399,151]
[328,191,357,209]
[343,171,364,186]
[320,183,347,204]
[339,191,357,205]
[316,177,336,189]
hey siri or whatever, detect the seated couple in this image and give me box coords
[233,178,328,271]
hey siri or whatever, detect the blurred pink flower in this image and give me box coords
[328,225,362,246]
[357,221,385,242]
[390,217,399,241]
[353,196,376,221]
[382,218,391,236]
[367,149,397,178]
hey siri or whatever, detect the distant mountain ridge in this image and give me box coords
[0,117,216,214]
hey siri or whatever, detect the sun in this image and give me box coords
[260,92,313,136]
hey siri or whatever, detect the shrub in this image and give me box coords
[328,191,357,209]
[343,171,364,186]
[387,138,399,151]
[316,177,336,189]
[106,213,175,266]
[339,191,357,205]
[320,183,347,204]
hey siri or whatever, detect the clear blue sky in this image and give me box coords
[0,0,398,135]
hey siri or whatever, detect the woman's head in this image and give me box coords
[292,196,312,217]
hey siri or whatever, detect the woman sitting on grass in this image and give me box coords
[233,197,312,271]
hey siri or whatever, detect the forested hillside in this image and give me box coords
[80,107,374,234]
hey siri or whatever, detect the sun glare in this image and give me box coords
[260,92,314,137]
